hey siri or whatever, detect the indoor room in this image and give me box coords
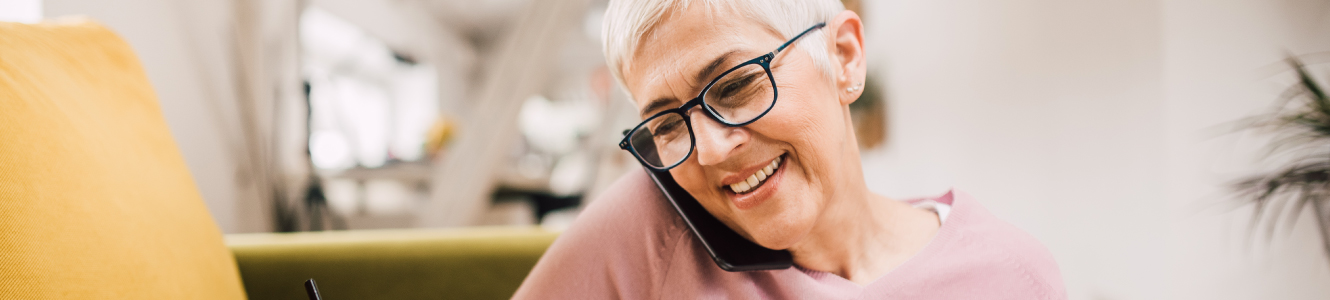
[3,0,1330,299]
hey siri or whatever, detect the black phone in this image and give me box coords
[644,167,793,272]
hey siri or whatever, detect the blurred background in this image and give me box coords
[4,0,1330,299]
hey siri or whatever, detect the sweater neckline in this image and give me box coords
[789,190,968,289]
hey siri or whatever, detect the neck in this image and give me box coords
[788,190,936,284]
[786,114,940,285]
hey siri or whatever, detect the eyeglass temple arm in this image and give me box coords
[772,23,827,55]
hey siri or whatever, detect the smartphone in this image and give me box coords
[644,168,793,272]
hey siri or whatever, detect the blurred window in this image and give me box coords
[301,7,437,223]
[0,0,41,23]
[301,7,438,170]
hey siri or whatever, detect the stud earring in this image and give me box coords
[845,82,863,93]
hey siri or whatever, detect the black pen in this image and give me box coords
[305,278,322,300]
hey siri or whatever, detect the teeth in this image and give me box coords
[729,156,782,194]
[734,181,751,193]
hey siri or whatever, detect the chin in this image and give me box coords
[734,196,819,250]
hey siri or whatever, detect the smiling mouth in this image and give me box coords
[728,155,782,194]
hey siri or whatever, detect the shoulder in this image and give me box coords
[553,169,693,268]
[512,169,692,299]
[572,169,689,240]
[943,190,1067,299]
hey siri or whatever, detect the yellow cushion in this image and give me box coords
[0,20,246,299]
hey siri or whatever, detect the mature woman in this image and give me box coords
[515,0,1065,298]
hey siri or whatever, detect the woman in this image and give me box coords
[515,0,1066,298]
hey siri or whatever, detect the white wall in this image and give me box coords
[1162,0,1330,299]
[862,0,1330,299]
[0,0,42,23]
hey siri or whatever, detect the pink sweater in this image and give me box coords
[514,170,1067,299]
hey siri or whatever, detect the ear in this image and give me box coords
[828,10,866,106]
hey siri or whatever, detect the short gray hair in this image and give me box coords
[602,0,845,99]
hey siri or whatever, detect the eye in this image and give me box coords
[717,73,760,99]
[648,115,687,139]
[653,119,681,134]
[708,68,766,110]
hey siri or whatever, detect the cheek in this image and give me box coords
[735,80,845,248]
[768,65,841,139]
[763,82,844,175]
[774,72,847,162]
[669,161,732,218]
[670,161,765,241]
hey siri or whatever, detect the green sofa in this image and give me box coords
[227,227,558,300]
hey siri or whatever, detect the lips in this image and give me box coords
[724,154,786,210]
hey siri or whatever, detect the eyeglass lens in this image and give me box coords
[704,64,775,123]
[629,64,776,169]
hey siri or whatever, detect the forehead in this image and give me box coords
[623,5,779,110]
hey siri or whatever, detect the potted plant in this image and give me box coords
[1233,57,1330,264]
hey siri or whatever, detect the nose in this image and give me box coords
[689,109,749,166]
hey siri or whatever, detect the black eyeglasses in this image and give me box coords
[619,23,826,171]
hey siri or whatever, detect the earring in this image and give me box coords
[845,82,864,93]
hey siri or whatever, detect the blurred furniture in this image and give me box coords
[228,227,555,300]
[0,19,247,299]
[0,20,555,300]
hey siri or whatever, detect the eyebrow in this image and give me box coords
[640,97,678,117]
[635,49,744,116]
[639,50,743,117]
[695,49,741,84]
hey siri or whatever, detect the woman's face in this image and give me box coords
[623,6,860,249]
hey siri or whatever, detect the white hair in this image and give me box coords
[602,0,845,99]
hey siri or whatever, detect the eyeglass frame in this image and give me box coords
[618,22,828,171]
